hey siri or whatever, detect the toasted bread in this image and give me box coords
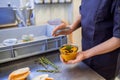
[32,74,54,80]
[45,77,54,80]
[8,67,30,80]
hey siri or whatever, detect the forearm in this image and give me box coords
[70,15,81,32]
[84,37,120,59]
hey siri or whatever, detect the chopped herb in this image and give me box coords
[36,56,60,73]
[37,70,60,73]
[65,45,72,50]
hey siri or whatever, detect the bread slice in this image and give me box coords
[8,67,30,80]
[32,74,48,80]
[45,77,54,80]
[32,74,54,80]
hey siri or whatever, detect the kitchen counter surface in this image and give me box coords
[0,51,105,80]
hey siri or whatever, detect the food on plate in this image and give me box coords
[8,67,30,80]
[32,74,54,80]
[59,44,78,62]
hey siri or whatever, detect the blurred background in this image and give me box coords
[0,0,82,50]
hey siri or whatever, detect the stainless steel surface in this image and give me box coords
[115,75,120,80]
[0,51,105,80]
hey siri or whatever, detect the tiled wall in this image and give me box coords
[35,3,73,25]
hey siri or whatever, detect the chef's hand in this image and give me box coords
[60,52,85,64]
[52,23,72,37]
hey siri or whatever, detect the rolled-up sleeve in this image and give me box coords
[113,0,120,38]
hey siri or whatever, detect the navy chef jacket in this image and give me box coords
[80,0,120,79]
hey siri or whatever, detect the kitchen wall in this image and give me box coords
[35,3,73,25]
[0,0,28,8]
[72,0,82,50]
[35,1,81,25]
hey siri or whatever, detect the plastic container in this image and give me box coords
[0,24,67,63]
[13,40,46,58]
[59,44,78,62]
[0,46,14,63]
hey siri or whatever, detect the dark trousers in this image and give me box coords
[84,59,116,80]
[83,51,119,80]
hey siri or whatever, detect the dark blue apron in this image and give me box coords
[80,0,120,79]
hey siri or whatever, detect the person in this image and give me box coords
[52,0,120,80]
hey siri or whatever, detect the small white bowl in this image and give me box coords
[3,38,17,46]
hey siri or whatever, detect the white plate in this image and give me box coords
[3,38,17,46]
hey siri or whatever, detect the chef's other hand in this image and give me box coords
[52,23,72,37]
[61,52,85,64]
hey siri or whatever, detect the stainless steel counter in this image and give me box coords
[0,51,105,80]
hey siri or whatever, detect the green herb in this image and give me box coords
[42,56,59,70]
[37,56,60,73]
[63,45,74,53]
[37,69,60,73]
[65,45,72,51]
[38,58,48,69]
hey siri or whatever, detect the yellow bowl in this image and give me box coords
[59,44,78,62]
